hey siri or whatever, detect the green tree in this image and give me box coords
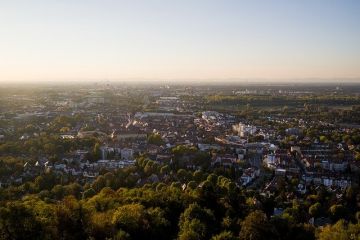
[55,196,87,240]
[317,220,360,240]
[177,169,189,182]
[83,188,96,199]
[309,202,322,218]
[51,184,65,200]
[178,203,215,240]
[211,231,237,240]
[0,202,43,240]
[93,143,101,160]
[329,204,347,222]
[114,230,131,240]
[112,203,145,235]
[146,207,170,239]
[160,165,170,175]
[179,219,206,240]
[239,210,278,240]
[147,133,164,145]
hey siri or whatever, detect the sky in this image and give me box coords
[0,0,360,82]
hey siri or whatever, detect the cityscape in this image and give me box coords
[1,0,360,240]
[1,82,360,239]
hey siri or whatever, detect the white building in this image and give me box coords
[232,123,257,137]
[121,148,134,160]
[264,153,277,168]
[202,111,222,122]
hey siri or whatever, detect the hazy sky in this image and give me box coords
[0,0,360,82]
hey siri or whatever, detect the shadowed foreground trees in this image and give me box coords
[239,210,278,240]
[0,168,358,240]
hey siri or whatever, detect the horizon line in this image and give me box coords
[1,77,360,83]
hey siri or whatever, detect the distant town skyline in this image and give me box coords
[1,0,360,82]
